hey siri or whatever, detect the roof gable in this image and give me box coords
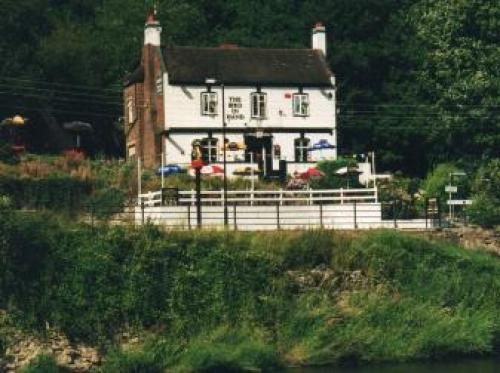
[163,47,333,87]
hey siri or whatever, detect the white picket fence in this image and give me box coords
[138,187,379,207]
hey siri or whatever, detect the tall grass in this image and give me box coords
[1,210,500,369]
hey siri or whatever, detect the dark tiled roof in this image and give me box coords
[163,47,333,87]
[124,65,144,87]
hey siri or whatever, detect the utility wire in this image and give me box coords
[0,103,120,118]
[0,76,122,92]
[0,83,123,103]
[0,90,122,107]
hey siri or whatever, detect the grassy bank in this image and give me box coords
[1,209,500,371]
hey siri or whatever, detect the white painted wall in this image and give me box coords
[163,78,335,131]
[162,73,337,172]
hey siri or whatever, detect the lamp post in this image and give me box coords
[206,78,228,226]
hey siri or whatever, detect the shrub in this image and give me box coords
[468,193,500,228]
[101,349,162,373]
[422,163,463,201]
[22,355,66,373]
[281,230,336,269]
[311,158,360,189]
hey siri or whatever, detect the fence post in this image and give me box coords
[187,205,191,230]
[393,200,397,229]
[340,188,344,204]
[353,200,358,229]
[276,202,280,230]
[319,202,323,229]
[141,201,145,225]
[425,197,429,230]
[233,203,237,230]
[279,188,283,206]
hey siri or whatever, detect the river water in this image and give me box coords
[290,357,500,373]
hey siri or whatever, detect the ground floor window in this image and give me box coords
[294,137,310,162]
[201,137,218,163]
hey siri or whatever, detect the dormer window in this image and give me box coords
[251,92,267,119]
[293,93,309,116]
[201,92,218,115]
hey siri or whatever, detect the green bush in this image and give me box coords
[468,159,500,228]
[468,193,500,228]
[87,186,126,218]
[21,355,66,373]
[311,158,360,189]
[422,163,464,200]
[281,230,336,269]
[2,212,500,369]
[101,349,162,373]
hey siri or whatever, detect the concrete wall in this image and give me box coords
[135,203,440,231]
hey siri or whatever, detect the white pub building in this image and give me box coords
[124,11,337,178]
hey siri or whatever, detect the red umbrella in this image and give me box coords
[299,167,325,180]
[200,165,224,175]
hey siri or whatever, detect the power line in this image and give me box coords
[0,103,120,119]
[0,90,123,107]
[0,76,122,93]
[0,83,123,103]
[338,103,500,108]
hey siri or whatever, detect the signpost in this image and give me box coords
[446,172,466,221]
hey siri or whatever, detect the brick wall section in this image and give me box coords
[124,83,144,160]
[124,46,164,169]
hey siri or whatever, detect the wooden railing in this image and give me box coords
[138,187,378,207]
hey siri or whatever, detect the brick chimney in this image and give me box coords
[312,22,327,56]
[141,9,163,168]
[144,10,162,46]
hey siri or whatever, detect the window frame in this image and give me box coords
[201,92,218,116]
[250,92,267,119]
[200,137,219,163]
[294,137,310,163]
[292,93,310,117]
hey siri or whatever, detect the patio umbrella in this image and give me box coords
[308,139,335,151]
[63,121,93,148]
[300,167,325,180]
[308,139,336,160]
[157,164,184,176]
[336,166,362,188]
[335,166,362,176]
[200,165,224,175]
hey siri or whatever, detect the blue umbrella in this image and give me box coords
[308,139,336,151]
[157,164,184,176]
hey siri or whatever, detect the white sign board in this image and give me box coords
[445,186,458,193]
[447,200,472,206]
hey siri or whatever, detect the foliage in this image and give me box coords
[311,158,360,189]
[101,348,162,373]
[21,355,67,373]
[421,163,464,202]
[467,159,500,228]
[468,193,500,228]
[1,212,500,369]
[1,1,498,175]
